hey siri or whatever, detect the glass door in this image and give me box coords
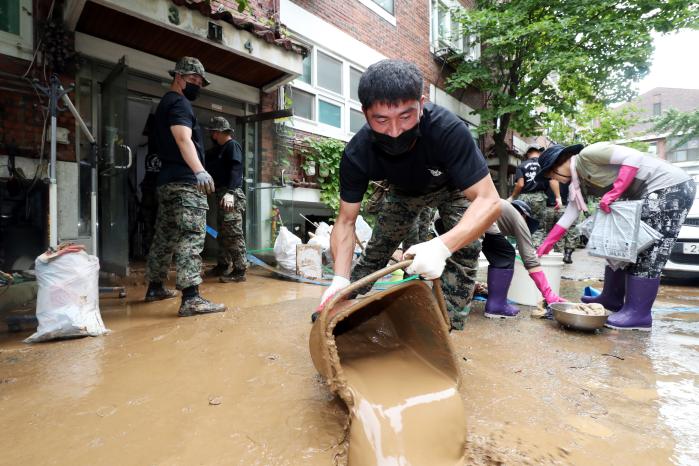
[99,57,130,276]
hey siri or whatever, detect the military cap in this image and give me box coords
[169,56,211,87]
[207,116,234,133]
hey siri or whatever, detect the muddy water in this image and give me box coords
[0,268,698,465]
[314,282,466,465]
[342,348,465,465]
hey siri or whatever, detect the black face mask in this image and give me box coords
[182,82,201,101]
[371,122,421,157]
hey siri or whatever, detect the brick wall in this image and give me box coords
[0,55,76,162]
[290,0,481,110]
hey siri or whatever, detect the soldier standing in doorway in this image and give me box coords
[205,116,248,283]
[144,56,226,317]
[139,113,160,256]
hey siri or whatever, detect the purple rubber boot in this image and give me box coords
[605,275,658,331]
[484,267,519,319]
[581,266,626,311]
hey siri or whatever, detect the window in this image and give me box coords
[371,0,394,15]
[291,88,314,120]
[653,102,661,116]
[299,54,311,84]
[356,0,396,24]
[668,138,699,163]
[317,51,342,94]
[349,67,362,102]
[288,45,365,138]
[350,109,365,133]
[0,0,33,59]
[0,1,20,34]
[430,0,480,60]
[319,100,342,128]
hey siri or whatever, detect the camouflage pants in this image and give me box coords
[146,183,207,289]
[140,188,158,256]
[216,188,247,275]
[351,186,482,330]
[543,205,577,252]
[403,206,436,249]
[519,191,547,247]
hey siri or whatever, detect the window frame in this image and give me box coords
[0,0,33,60]
[429,0,480,60]
[356,0,396,26]
[287,44,365,141]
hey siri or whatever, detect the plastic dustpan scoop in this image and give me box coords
[583,286,601,298]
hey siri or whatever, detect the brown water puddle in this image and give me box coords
[0,270,697,465]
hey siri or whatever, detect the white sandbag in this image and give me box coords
[25,251,108,343]
[308,222,332,252]
[355,215,373,252]
[274,226,302,271]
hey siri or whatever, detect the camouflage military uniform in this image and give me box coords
[518,191,547,246]
[146,183,207,289]
[216,188,247,275]
[543,204,577,252]
[403,206,436,250]
[351,186,482,330]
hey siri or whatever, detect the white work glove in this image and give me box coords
[554,197,563,210]
[317,276,350,311]
[404,237,452,280]
[194,170,215,194]
[220,193,235,212]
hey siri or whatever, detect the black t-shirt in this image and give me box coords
[515,158,546,193]
[141,152,161,190]
[205,139,244,191]
[546,181,569,206]
[340,103,489,202]
[154,91,205,186]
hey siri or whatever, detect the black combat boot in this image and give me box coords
[563,248,574,264]
[219,270,246,283]
[178,285,226,317]
[145,282,177,302]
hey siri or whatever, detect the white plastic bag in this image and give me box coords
[637,221,663,253]
[25,251,108,343]
[587,201,643,262]
[307,221,332,252]
[274,226,302,271]
[355,215,373,253]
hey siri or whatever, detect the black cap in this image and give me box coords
[525,146,545,156]
[535,144,584,183]
[511,199,540,234]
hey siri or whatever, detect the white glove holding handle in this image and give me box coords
[317,275,350,311]
[404,237,452,280]
[220,193,235,212]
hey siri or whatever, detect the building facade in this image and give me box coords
[0,0,503,276]
[619,87,699,180]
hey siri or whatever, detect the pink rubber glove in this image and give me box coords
[537,224,567,257]
[599,165,639,213]
[529,270,566,304]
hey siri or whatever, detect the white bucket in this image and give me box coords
[507,252,563,306]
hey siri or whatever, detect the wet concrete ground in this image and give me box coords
[0,251,698,465]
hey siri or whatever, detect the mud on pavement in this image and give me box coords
[0,269,697,465]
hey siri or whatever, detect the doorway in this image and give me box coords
[77,58,254,277]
